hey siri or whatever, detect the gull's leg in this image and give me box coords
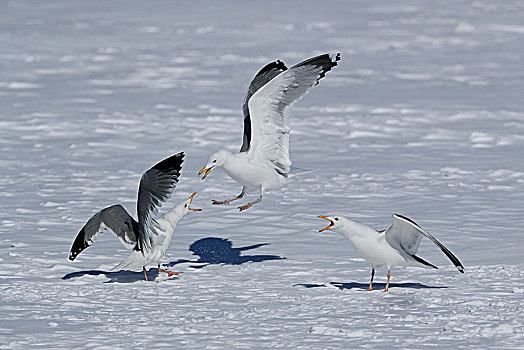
[158,264,183,277]
[143,266,148,282]
[384,270,391,292]
[359,267,375,291]
[238,194,262,211]
[212,187,245,205]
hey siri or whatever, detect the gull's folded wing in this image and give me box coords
[385,214,464,273]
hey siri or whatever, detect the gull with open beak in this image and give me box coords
[68,152,202,281]
[199,53,340,211]
[318,214,464,291]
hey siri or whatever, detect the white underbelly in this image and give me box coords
[223,161,287,192]
[350,238,406,268]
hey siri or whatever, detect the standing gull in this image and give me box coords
[68,152,201,281]
[317,214,464,291]
[199,53,340,211]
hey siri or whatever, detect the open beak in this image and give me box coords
[188,192,202,211]
[198,166,213,180]
[317,215,334,232]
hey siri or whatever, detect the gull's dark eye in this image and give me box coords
[184,204,187,208]
[334,218,339,221]
[212,160,217,163]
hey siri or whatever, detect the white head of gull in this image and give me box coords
[199,53,341,211]
[68,152,201,281]
[318,214,464,291]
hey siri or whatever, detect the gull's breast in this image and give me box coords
[223,157,286,191]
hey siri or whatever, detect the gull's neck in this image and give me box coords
[151,204,187,255]
[219,151,247,175]
[155,204,186,237]
[339,219,378,242]
[163,206,186,227]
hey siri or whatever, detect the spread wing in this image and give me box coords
[246,53,340,174]
[136,152,184,253]
[385,214,464,273]
[69,204,138,261]
[240,60,288,153]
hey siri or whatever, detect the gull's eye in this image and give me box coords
[212,160,217,163]
[334,218,339,221]
[184,204,187,208]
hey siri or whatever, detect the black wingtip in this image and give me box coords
[149,152,185,186]
[69,227,91,261]
[153,152,185,171]
[257,60,288,77]
[438,243,465,274]
[292,52,341,85]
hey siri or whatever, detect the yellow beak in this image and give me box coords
[317,215,334,232]
[188,192,202,211]
[198,166,213,180]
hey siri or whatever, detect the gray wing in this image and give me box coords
[385,214,465,273]
[69,204,138,261]
[136,152,184,253]
[247,53,340,174]
[241,60,287,153]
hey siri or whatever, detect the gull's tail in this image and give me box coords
[111,250,145,272]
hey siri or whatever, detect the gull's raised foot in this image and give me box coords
[212,199,230,205]
[237,204,252,211]
[166,271,183,277]
[158,266,183,278]
[237,195,262,211]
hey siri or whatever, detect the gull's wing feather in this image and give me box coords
[386,214,465,273]
[136,152,184,253]
[241,60,287,153]
[247,53,340,174]
[384,214,424,255]
[69,204,138,261]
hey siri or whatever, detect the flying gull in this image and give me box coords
[68,152,201,281]
[199,53,341,211]
[318,214,464,291]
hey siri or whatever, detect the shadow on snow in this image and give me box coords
[293,281,447,290]
[62,237,285,282]
[166,237,286,269]
[61,268,162,283]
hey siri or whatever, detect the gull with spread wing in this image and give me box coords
[199,53,340,211]
[69,152,201,281]
[318,214,464,291]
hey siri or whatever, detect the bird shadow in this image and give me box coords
[62,237,284,282]
[294,281,447,290]
[61,268,162,283]
[165,237,286,269]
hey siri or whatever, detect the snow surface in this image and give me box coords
[1,0,523,348]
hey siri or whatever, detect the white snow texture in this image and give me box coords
[1,0,523,349]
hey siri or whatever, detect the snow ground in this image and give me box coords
[1,0,523,348]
